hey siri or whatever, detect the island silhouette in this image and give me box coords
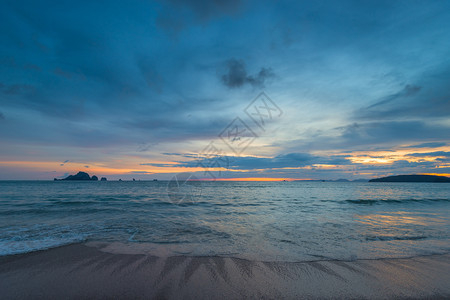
[369,174,450,183]
[54,171,105,181]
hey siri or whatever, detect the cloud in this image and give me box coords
[357,68,450,121]
[220,59,275,89]
[155,0,244,36]
[60,160,70,166]
[0,83,36,96]
[406,151,450,158]
[339,121,449,147]
[403,142,447,148]
[283,119,450,154]
[140,163,179,167]
[129,171,154,174]
[136,56,164,93]
[0,111,4,120]
[174,152,351,171]
[366,85,421,109]
[162,152,184,156]
[166,0,243,21]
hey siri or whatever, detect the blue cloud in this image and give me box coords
[403,142,447,148]
[166,152,351,171]
[406,151,450,158]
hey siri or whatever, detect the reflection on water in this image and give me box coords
[352,210,450,258]
[355,212,446,227]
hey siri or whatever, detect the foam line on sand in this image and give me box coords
[0,243,449,299]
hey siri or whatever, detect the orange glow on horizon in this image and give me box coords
[419,173,450,177]
[195,177,308,181]
[347,146,450,165]
[0,161,208,176]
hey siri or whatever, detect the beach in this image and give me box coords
[1,181,449,299]
[1,243,449,299]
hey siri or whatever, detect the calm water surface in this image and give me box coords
[0,181,449,261]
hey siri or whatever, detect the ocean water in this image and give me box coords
[0,180,449,261]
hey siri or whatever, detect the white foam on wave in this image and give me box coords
[0,234,88,256]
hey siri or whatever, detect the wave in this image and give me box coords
[0,207,127,215]
[0,234,87,256]
[365,235,427,241]
[345,198,450,205]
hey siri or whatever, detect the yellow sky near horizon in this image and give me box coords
[1,144,449,180]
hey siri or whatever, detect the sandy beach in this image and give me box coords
[0,243,448,299]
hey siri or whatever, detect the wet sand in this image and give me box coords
[0,243,449,299]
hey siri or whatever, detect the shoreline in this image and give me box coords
[3,240,450,263]
[1,243,449,299]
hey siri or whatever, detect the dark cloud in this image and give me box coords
[136,57,164,93]
[140,163,179,167]
[23,64,41,71]
[220,59,275,89]
[60,160,69,166]
[406,151,450,158]
[339,121,450,146]
[165,0,243,20]
[366,85,421,109]
[353,159,438,172]
[0,111,4,120]
[0,83,36,96]
[174,152,351,171]
[357,67,450,121]
[156,0,244,35]
[155,14,185,37]
[129,171,154,174]
[301,67,450,152]
[162,152,184,156]
[0,0,242,147]
[225,153,316,170]
[403,142,447,148]
[184,153,448,180]
[284,119,450,154]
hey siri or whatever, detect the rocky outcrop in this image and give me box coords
[54,171,101,181]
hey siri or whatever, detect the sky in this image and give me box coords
[0,0,450,180]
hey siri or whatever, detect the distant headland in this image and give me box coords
[369,174,450,183]
[54,171,107,181]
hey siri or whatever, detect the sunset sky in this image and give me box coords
[1,0,449,180]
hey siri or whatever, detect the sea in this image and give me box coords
[0,180,449,261]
